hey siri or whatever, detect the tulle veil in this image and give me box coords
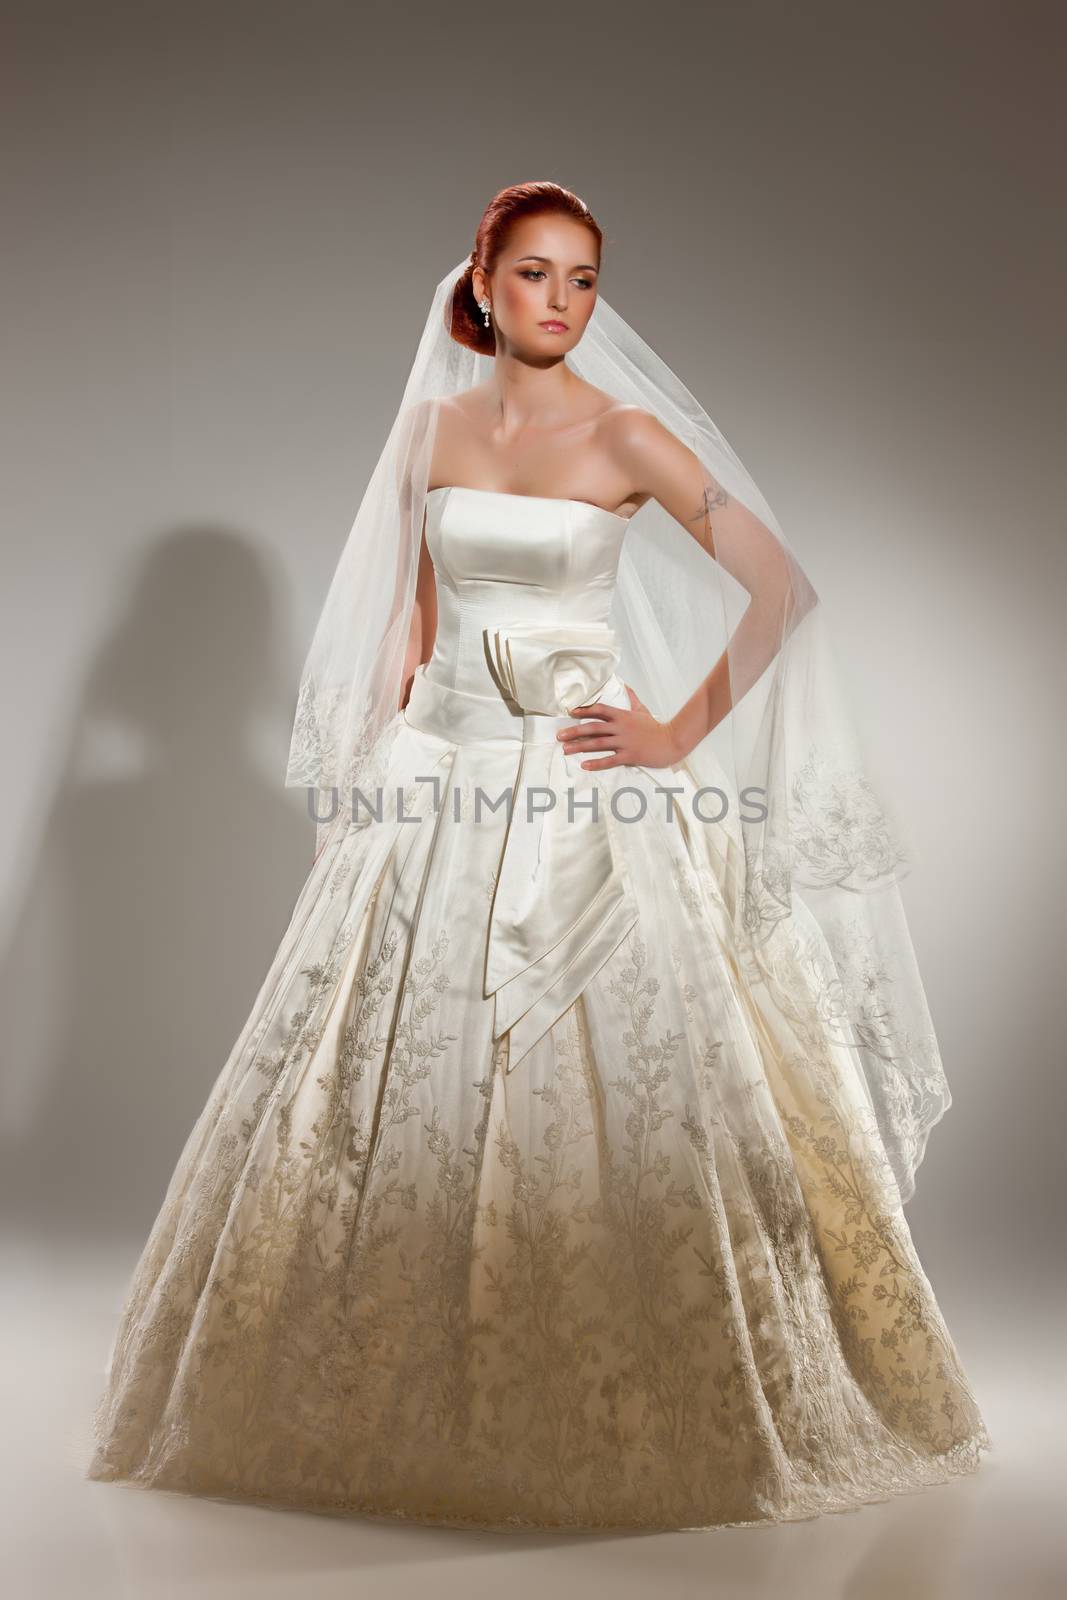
[284,253,952,1206]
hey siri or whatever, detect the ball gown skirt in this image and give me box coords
[86,486,991,1532]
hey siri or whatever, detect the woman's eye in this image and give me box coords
[519,270,595,289]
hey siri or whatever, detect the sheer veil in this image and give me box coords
[285,253,951,1206]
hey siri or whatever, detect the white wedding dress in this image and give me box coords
[87,484,990,1531]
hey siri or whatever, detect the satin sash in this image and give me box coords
[403,623,640,1071]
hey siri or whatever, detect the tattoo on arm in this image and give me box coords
[689,483,729,549]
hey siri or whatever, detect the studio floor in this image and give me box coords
[3,1228,1060,1600]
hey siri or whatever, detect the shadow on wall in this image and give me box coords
[0,525,315,1242]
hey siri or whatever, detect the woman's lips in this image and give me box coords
[539,320,568,332]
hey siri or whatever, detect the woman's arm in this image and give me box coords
[561,407,818,771]
[398,518,439,711]
[314,518,437,868]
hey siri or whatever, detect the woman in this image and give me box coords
[87,181,991,1531]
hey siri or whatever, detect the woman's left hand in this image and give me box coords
[556,685,683,771]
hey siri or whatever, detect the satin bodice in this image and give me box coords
[421,485,629,698]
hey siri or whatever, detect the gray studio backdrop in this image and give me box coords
[2,0,1063,1333]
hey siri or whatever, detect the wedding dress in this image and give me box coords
[86,482,990,1532]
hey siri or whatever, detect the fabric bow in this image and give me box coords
[486,622,622,716]
[481,622,639,1072]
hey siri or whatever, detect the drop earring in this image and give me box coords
[478,299,491,327]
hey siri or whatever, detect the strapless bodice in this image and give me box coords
[421,485,630,699]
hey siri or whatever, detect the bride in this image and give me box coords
[86,180,991,1532]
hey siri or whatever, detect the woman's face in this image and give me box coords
[475,213,600,357]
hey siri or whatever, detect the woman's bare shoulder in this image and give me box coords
[596,398,661,433]
[595,400,672,463]
[441,386,492,422]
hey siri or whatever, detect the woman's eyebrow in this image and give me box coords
[513,254,600,271]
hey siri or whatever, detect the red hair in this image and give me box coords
[448,180,604,355]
